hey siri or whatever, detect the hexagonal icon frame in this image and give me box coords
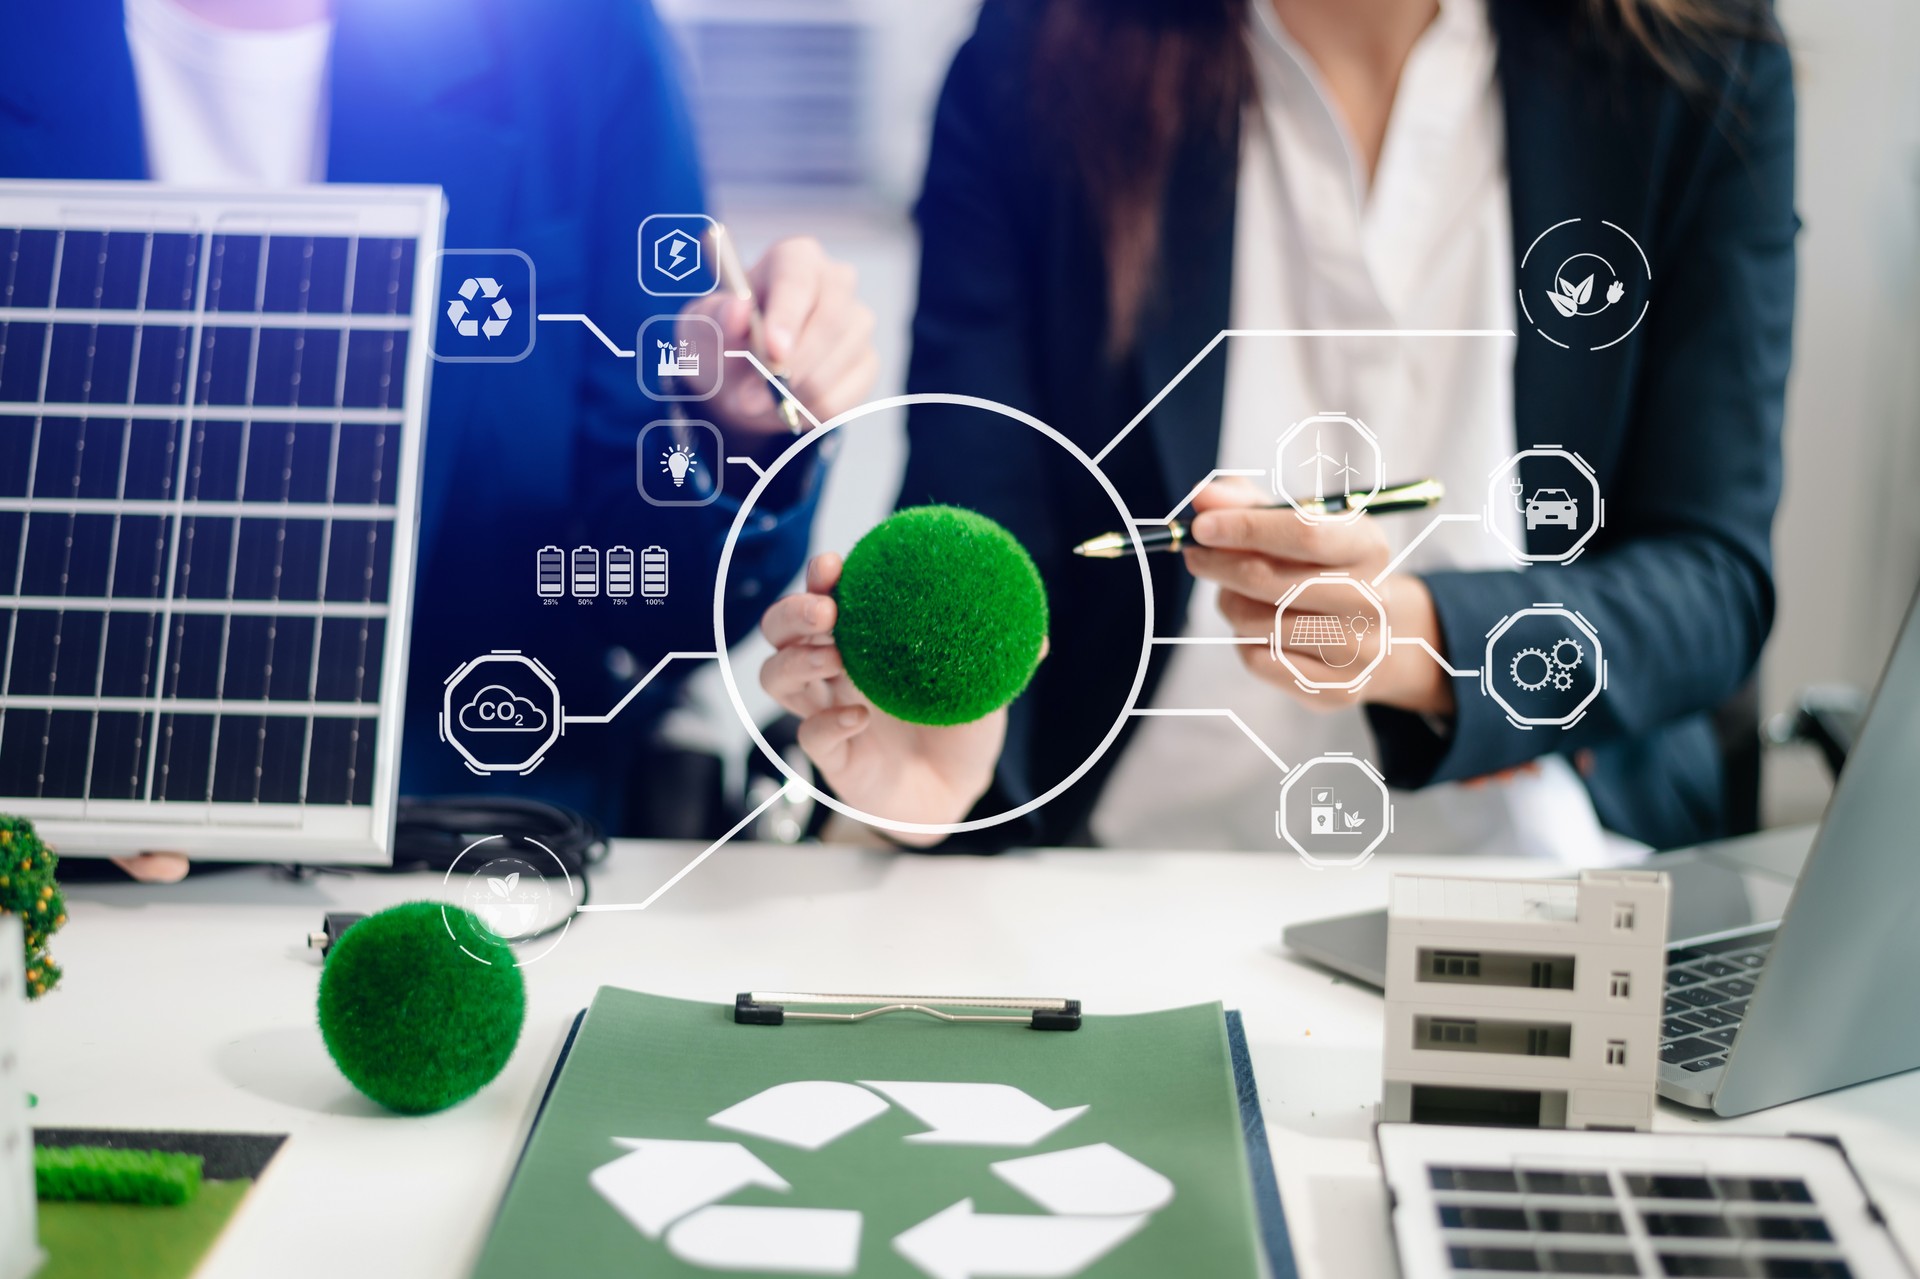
[1481,603,1606,729]
[639,213,718,297]
[1268,573,1391,693]
[1485,447,1604,565]
[440,651,564,775]
[1271,412,1383,524]
[1276,753,1394,870]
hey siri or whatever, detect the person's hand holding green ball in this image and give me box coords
[758,506,1048,844]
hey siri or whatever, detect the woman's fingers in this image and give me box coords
[797,703,870,775]
[805,550,843,596]
[1184,545,1322,603]
[760,590,836,648]
[759,641,845,717]
[1189,503,1371,565]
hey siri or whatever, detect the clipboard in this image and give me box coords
[495,989,1298,1279]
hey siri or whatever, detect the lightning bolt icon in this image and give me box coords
[668,236,688,270]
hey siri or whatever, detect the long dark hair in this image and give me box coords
[1034,0,1777,353]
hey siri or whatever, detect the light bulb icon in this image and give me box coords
[661,443,698,488]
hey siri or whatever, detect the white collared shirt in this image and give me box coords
[1095,0,1621,862]
[125,0,333,187]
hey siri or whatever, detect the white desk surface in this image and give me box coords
[21,841,1920,1279]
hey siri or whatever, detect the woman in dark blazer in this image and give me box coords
[761,0,1795,853]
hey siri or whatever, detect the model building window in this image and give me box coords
[1428,1018,1479,1045]
[1609,972,1632,998]
[1606,1040,1628,1066]
[1612,902,1636,930]
[1431,951,1481,978]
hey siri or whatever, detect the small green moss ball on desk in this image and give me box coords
[834,505,1049,727]
[317,901,525,1115]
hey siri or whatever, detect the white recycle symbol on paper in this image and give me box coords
[446,276,512,339]
[590,1079,1175,1278]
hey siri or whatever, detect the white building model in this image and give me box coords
[0,915,37,1279]
[1382,869,1670,1132]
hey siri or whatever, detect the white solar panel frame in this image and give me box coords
[0,181,444,863]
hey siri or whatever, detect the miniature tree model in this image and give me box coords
[0,816,64,999]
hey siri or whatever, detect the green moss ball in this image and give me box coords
[834,505,1048,726]
[317,901,525,1115]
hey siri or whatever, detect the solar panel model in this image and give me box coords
[0,181,444,863]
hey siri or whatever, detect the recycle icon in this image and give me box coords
[590,1079,1174,1277]
[446,276,513,339]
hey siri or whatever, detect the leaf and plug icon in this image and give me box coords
[1547,274,1625,317]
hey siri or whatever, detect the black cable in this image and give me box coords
[382,796,605,943]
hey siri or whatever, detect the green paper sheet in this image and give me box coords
[36,1178,252,1279]
[473,988,1265,1279]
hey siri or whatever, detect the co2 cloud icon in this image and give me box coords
[458,685,549,734]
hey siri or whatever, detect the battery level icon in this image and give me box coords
[641,545,669,599]
[571,545,600,597]
[536,545,565,597]
[606,545,635,598]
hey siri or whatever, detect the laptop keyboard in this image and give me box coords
[1660,928,1777,1073]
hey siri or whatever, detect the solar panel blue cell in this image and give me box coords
[250,327,343,407]
[53,231,149,310]
[142,234,199,312]
[205,234,263,312]
[44,324,137,403]
[341,328,408,409]
[0,322,49,400]
[108,514,172,597]
[1,229,59,308]
[350,238,416,316]
[153,711,215,801]
[32,416,129,499]
[262,235,351,314]
[85,711,151,800]
[99,613,161,697]
[133,326,193,404]
[121,420,183,499]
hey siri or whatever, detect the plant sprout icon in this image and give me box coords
[1546,254,1626,318]
[661,443,699,488]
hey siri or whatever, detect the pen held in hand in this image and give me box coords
[706,222,806,433]
[1072,477,1445,558]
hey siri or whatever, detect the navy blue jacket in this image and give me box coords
[905,0,1795,850]
[0,0,819,831]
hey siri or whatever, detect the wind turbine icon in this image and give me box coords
[1298,430,1365,500]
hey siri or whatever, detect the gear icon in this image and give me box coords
[1510,647,1554,692]
[1552,637,1584,671]
[1551,669,1575,691]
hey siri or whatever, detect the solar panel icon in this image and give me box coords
[640,545,668,599]
[605,545,634,598]
[571,546,599,597]
[0,180,442,863]
[536,545,565,598]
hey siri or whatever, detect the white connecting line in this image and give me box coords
[1131,468,1270,526]
[1127,708,1289,773]
[1092,328,1514,466]
[577,786,791,914]
[1389,635,1481,679]
[563,652,718,725]
[725,349,822,428]
[536,312,633,357]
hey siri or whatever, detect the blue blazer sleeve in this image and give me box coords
[1369,35,1797,795]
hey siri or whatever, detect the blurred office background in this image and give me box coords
[654,0,1920,832]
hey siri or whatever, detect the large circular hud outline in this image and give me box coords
[712,393,1154,838]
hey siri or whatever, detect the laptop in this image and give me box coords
[1284,585,1920,1116]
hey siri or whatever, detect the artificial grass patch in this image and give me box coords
[35,1145,202,1205]
[834,505,1048,726]
[317,901,525,1115]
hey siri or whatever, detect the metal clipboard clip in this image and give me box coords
[733,991,1081,1031]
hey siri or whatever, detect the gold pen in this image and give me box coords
[706,222,805,433]
[1073,477,1446,559]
